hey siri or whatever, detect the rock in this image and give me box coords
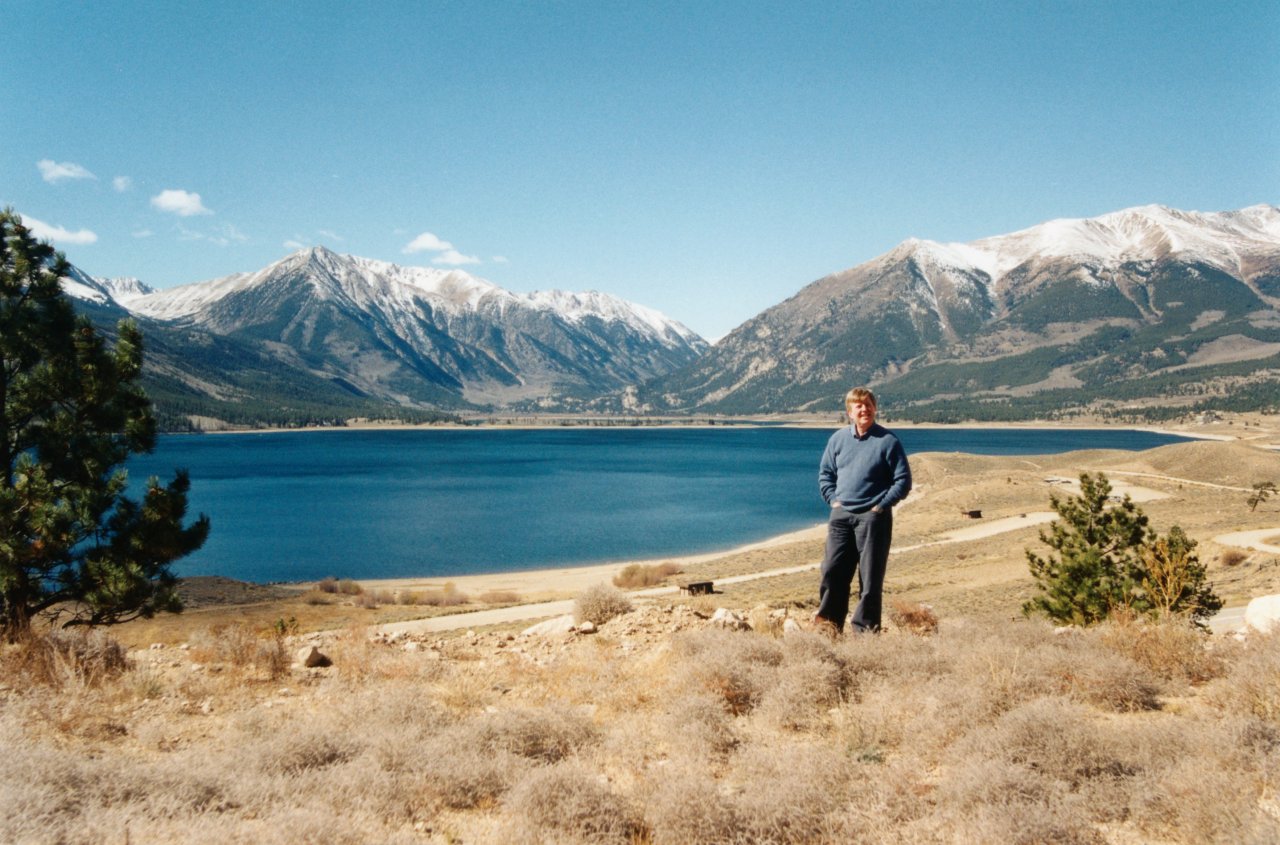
[710,608,751,631]
[576,621,597,634]
[782,618,804,636]
[521,615,577,637]
[296,645,332,668]
[1245,594,1280,633]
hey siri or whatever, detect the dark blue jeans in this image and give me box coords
[817,507,893,632]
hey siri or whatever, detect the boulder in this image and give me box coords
[710,608,751,631]
[521,615,577,637]
[1244,594,1280,633]
[296,645,332,668]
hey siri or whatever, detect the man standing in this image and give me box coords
[816,388,912,634]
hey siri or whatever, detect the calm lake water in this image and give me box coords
[127,426,1191,584]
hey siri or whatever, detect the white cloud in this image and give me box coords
[151,189,212,217]
[38,159,96,183]
[113,176,133,192]
[434,249,480,266]
[284,239,307,250]
[491,255,510,264]
[317,229,343,242]
[132,228,153,238]
[208,224,248,246]
[21,214,98,245]
[402,231,453,254]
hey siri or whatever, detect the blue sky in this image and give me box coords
[3,1,1276,340]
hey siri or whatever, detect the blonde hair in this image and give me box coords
[844,387,877,412]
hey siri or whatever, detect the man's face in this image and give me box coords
[847,399,877,432]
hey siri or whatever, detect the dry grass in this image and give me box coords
[3,611,1278,844]
[9,439,1280,843]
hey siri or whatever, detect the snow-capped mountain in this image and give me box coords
[78,247,706,413]
[642,204,1280,416]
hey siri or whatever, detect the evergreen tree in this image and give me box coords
[1024,472,1153,626]
[0,209,209,637]
[1024,472,1220,626]
[1139,525,1221,626]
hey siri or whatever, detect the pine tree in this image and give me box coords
[1024,472,1153,626]
[1024,472,1220,626]
[0,209,209,637]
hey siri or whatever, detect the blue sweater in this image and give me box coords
[818,423,912,512]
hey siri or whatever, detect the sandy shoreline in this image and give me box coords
[338,521,830,599]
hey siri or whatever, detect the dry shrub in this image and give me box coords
[258,727,361,776]
[612,561,682,589]
[661,692,740,761]
[1096,615,1226,685]
[1218,548,1249,567]
[957,697,1130,788]
[317,576,340,593]
[337,578,363,595]
[1061,650,1164,712]
[468,705,598,762]
[644,771,739,844]
[354,591,380,609]
[722,742,853,843]
[758,656,846,731]
[479,590,520,604]
[1119,717,1279,844]
[888,599,939,635]
[1207,630,1280,723]
[418,582,469,607]
[929,758,1101,845]
[503,762,646,845]
[574,583,633,625]
[1,628,129,689]
[188,623,289,680]
[301,589,335,605]
[671,628,783,716]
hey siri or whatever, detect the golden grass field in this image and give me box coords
[5,418,1280,843]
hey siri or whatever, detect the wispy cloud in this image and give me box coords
[284,238,307,250]
[113,176,133,192]
[151,189,212,217]
[38,159,96,183]
[491,255,510,264]
[208,223,248,246]
[132,228,153,238]
[21,213,98,245]
[434,249,480,266]
[317,229,343,242]
[403,231,454,254]
[175,222,247,246]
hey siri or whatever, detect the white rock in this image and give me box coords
[782,618,804,636]
[710,608,751,631]
[521,615,577,637]
[576,621,598,634]
[296,645,332,668]
[1244,594,1280,633]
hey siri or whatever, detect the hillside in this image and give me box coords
[634,205,1280,420]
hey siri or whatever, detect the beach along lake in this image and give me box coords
[128,426,1193,584]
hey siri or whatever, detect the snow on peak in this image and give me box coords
[522,289,699,341]
[97,276,154,304]
[903,204,1280,282]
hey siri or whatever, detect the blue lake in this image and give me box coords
[127,426,1192,584]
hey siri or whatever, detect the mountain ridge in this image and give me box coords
[632,203,1280,418]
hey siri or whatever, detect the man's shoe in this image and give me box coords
[811,615,840,639]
